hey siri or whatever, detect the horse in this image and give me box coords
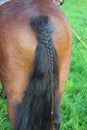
[0,0,72,130]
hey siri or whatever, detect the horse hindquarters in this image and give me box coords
[0,0,72,129]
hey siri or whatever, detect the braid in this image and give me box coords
[38,30,57,115]
[47,42,54,115]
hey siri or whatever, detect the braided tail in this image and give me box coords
[14,15,59,130]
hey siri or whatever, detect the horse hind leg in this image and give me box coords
[0,84,6,99]
[54,48,72,130]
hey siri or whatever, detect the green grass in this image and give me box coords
[0,84,12,130]
[60,0,87,130]
[0,0,87,129]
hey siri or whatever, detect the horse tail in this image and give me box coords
[14,15,59,130]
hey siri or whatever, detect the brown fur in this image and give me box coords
[0,0,72,126]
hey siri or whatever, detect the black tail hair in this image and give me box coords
[14,15,59,130]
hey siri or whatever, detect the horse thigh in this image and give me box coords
[6,81,27,125]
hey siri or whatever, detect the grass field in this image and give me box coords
[0,0,87,130]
